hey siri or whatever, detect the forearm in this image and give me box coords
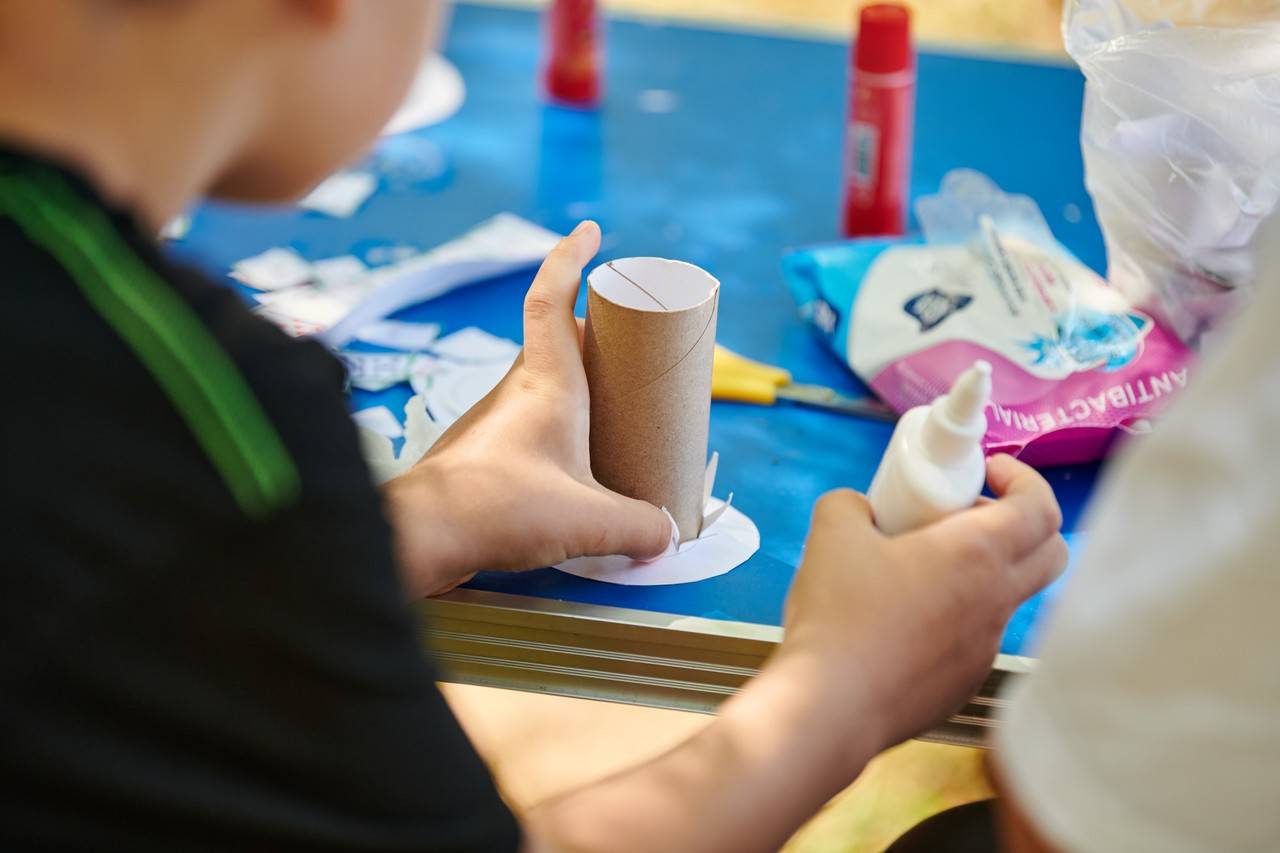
[524,651,882,853]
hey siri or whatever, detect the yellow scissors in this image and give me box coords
[712,345,897,422]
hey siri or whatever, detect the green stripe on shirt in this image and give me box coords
[0,169,299,518]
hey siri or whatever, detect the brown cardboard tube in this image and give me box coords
[584,258,720,543]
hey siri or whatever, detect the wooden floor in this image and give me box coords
[442,2,1054,849]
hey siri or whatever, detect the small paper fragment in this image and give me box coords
[432,327,522,363]
[339,351,416,392]
[311,255,368,289]
[424,359,513,426]
[356,319,442,351]
[359,394,444,484]
[352,406,403,439]
[298,171,378,218]
[251,287,348,337]
[160,214,190,241]
[230,248,313,291]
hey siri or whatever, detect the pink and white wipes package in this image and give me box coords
[784,172,1194,466]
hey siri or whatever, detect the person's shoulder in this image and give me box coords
[1,160,370,524]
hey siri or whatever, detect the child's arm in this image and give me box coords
[382,222,672,598]
[523,457,1066,852]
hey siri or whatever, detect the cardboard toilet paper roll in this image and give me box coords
[584,258,720,543]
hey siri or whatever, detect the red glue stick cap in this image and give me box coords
[856,4,913,74]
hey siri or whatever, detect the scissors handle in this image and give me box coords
[711,345,791,405]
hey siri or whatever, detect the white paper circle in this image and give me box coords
[381,54,466,136]
[555,498,760,586]
[587,257,720,313]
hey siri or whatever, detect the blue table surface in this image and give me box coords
[174,3,1103,656]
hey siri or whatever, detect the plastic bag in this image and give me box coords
[1064,0,1280,343]
[784,171,1193,467]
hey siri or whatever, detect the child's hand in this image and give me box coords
[768,455,1067,765]
[384,221,673,598]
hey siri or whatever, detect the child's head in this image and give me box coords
[208,0,445,202]
[0,1,444,218]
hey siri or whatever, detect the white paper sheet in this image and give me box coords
[230,247,313,291]
[358,395,444,484]
[555,498,759,586]
[352,406,403,439]
[355,319,442,351]
[338,352,416,392]
[431,327,522,363]
[381,53,466,136]
[311,255,368,288]
[298,171,378,218]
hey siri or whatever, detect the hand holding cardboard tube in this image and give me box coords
[584,257,720,543]
[382,222,674,597]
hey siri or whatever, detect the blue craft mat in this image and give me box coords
[172,4,1103,656]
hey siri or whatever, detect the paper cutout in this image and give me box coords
[339,352,416,392]
[311,255,367,289]
[355,319,442,351]
[555,497,759,586]
[424,359,513,426]
[308,214,558,347]
[584,257,721,542]
[382,54,466,136]
[230,248,312,291]
[358,395,444,484]
[298,171,378,218]
[431,327,522,363]
[352,406,403,439]
[160,214,190,241]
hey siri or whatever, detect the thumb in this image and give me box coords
[522,221,601,379]
[580,485,676,560]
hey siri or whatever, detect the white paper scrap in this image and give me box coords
[298,170,378,218]
[339,351,416,392]
[382,53,466,136]
[556,498,759,586]
[160,214,190,241]
[408,354,444,397]
[352,406,403,439]
[251,287,348,337]
[311,255,368,289]
[230,247,313,291]
[317,214,561,347]
[431,327,522,364]
[358,395,445,485]
[424,359,513,427]
[356,319,442,351]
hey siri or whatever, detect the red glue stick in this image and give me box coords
[842,3,915,237]
[543,0,600,107]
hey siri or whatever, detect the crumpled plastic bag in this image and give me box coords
[1064,0,1280,343]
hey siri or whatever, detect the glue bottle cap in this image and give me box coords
[922,360,992,465]
[856,3,913,75]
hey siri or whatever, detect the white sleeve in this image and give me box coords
[994,227,1280,852]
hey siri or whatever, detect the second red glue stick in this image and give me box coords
[543,0,600,108]
[842,3,915,237]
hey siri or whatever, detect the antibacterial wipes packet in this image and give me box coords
[783,171,1194,466]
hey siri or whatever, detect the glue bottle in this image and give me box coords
[543,0,600,108]
[867,361,991,535]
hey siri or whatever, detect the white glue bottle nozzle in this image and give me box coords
[921,360,992,466]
